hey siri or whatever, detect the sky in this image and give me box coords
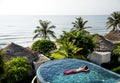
[0,0,120,15]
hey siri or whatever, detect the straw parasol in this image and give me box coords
[1,42,38,63]
[104,30,120,42]
[94,34,116,52]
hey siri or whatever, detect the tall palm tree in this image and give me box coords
[72,17,90,31]
[106,11,120,31]
[33,20,56,40]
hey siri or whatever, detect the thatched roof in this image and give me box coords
[104,30,120,41]
[1,42,38,63]
[94,35,116,52]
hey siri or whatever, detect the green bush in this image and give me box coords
[6,57,31,83]
[55,40,83,58]
[0,55,4,76]
[57,30,95,58]
[113,46,120,57]
[111,42,120,62]
[101,60,120,70]
[0,51,5,82]
[115,42,120,46]
[112,66,120,74]
[50,52,66,59]
[31,40,57,55]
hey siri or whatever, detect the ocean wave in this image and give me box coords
[0,36,32,40]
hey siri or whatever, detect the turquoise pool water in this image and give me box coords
[37,59,120,83]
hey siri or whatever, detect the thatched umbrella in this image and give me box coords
[1,42,38,63]
[104,30,120,42]
[94,35,116,52]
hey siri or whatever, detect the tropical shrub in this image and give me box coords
[50,52,66,59]
[115,42,120,46]
[112,66,120,74]
[31,40,57,55]
[101,60,120,70]
[0,54,4,76]
[61,40,82,58]
[57,30,95,58]
[111,45,120,62]
[0,52,5,83]
[6,57,31,83]
[55,39,83,58]
[113,46,120,57]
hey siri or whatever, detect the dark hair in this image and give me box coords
[85,66,88,69]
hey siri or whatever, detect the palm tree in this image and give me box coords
[33,20,56,40]
[106,11,120,31]
[72,17,91,31]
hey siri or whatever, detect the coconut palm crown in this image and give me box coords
[106,11,120,31]
[72,17,90,31]
[33,20,56,40]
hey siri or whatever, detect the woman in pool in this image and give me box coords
[63,66,90,75]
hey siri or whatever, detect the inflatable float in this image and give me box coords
[63,66,90,75]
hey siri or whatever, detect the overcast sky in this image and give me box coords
[0,0,120,15]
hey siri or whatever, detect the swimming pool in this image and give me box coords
[37,59,120,83]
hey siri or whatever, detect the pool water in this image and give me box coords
[37,59,120,83]
[52,70,117,83]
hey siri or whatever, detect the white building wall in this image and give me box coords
[33,54,50,71]
[88,51,111,65]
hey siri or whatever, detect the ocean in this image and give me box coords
[0,15,111,48]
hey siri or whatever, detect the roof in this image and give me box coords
[1,42,38,63]
[94,34,116,52]
[104,30,120,41]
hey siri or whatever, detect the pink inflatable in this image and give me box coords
[63,66,90,75]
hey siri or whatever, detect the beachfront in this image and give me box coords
[1,11,120,83]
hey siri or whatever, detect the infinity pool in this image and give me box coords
[37,59,120,83]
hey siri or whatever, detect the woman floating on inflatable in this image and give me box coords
[63,66,90,75]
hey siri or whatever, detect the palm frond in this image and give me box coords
[48,25,56,29]
[33,34,39,40]
[48,31,56,39]
[83,20,88,27]
[36,26,40,29]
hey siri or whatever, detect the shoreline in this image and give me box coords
[0,42,33,49]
